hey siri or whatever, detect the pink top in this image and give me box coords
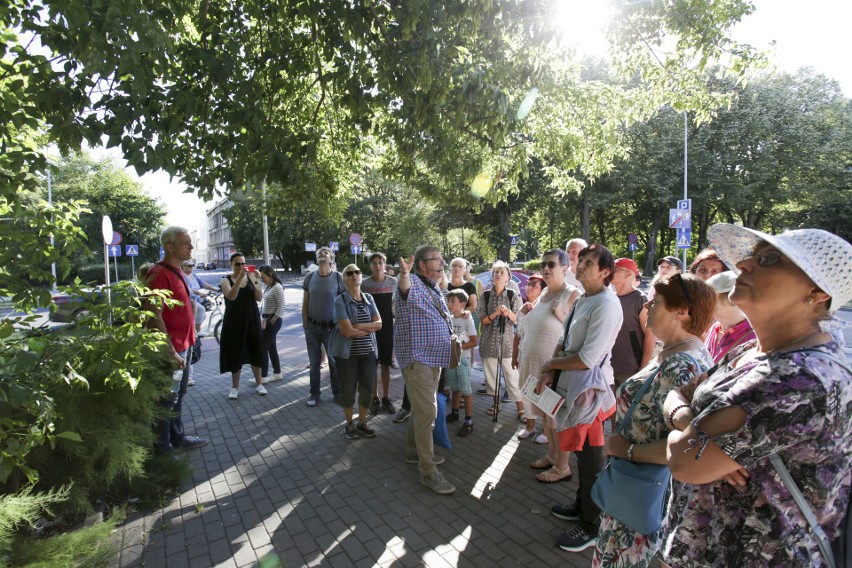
[704,319,756,364]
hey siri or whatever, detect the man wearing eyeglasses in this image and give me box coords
[394,245,456,495]
[302,246,345,407]
[565,238,588,292]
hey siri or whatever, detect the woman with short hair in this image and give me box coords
[703,270,755,365]
[330,263,382,439]
[689,248,726,281]
[220,253,265,399]
[663,225,852,567]
[259,265,286,382]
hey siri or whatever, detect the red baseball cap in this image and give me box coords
[614,258,640,277]
[527,273,545,284]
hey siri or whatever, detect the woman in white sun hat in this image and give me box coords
[662,224,852,567]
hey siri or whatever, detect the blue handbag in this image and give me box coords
[433,392,452,450]
[591,366,670,535]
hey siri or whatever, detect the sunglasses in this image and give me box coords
[541,260,562,269]
[745,250,782,267]
[233,262,246,266]
[673,273,693,317]
[345,270,361,277]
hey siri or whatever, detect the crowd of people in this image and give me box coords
[143,223,852,567]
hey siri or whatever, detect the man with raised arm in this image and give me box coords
[394,246,456,495]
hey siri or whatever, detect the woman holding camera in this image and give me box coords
[220,252,265,399]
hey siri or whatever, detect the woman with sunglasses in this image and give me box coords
[663,225,852,567]
[329,264,382,439]
[592,272,715,567]
[220,252,265,399]
[518,250,580,462]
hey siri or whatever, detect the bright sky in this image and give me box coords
[131,0,851,237]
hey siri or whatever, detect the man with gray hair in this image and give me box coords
[302,246,345,406]
[394,245,456,495]
[565,238,588,291]
[146,226,208,453]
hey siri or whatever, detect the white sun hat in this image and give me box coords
[706,271,738,295]
[708,224,852,315]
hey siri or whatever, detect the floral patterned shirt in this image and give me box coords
[663,341,852,567]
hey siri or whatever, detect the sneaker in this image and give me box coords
[344,422,358,439]
[391,361,399,369]
[419,471,456,495]
[446,411,460,423]
[228,388,239,400]
[306,395,318,407]
[176,436,209,451]
[320,360,328,369]
[406,454,445,465]
[197,331,209,338]
[187,378,196,386]
[356,422,376,438]
[501,391,510,402]
[267,373,283,382]
[393,408,411,423]
[369,397,380,416]
[534,433,548,444]
[381,398,396,413]
[556,526,597,552]
[551,502,581,521]
[458,423,473,437]
[256,384,267,395]
[518,428,536,440]
[476,388,489,395]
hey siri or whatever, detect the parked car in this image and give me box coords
[49,288,103,323]
[205,262,217,270]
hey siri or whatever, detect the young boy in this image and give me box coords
[445,289,479,436]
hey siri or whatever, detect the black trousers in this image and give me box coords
[573,437,606,535]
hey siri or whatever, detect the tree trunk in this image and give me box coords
[580,184,591,242]
[495,200,512,261]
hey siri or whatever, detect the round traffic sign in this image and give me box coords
[627,232,638,244]
[110,231,123,246]
[349,233,363,246]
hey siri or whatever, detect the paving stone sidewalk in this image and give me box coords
[113,293,595,568]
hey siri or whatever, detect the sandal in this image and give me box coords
[485,407,500,416]
[536,466,573,483]
[530,456,554,469]
[517,410,526,422]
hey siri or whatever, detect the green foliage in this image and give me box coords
[9,506,124,568]
[523,259,542,271]
[0,485,70,553]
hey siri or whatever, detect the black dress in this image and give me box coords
[219,276,263,373]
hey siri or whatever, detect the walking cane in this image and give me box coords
[492,314,506,422]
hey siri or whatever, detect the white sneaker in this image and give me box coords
[256,385,267,395]
[187,378,196,386]
[518,428,536,440]
[268,373,283,382]
[228,388,239,400]
[197,331,209,338]
[534,433,548,444]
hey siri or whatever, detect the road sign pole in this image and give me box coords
[131,256,135,278]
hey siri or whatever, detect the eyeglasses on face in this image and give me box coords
[422,257,444,264]
[744,250,782,267]
[345,270,361,277]
[540,260,562,269]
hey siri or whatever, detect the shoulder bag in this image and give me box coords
[591,364,671,535]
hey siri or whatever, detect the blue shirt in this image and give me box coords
[393,274,451,368]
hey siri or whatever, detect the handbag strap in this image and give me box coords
[769,453,837,568]
[421,275,453,335]
[618,352,702,435]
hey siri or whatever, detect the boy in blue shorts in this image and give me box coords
[445,290,479,436]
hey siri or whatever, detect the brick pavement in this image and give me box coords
[113,285,596,568]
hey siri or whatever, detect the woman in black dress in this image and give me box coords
[220,252,265,399]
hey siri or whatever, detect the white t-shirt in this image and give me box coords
[452,315,478,355]
[562,288,623,385]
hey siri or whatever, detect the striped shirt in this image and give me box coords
[349,299,373,356]
[262,282,286,319]
[393,273,451,368]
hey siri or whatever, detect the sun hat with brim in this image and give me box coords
[708,223,852,315]
[527,273,545,284]
[706,271,737,294]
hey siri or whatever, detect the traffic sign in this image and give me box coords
[677,199,692,211]
[329,241,339,252]
[108,245,122,257]
[159,246,165,260]
[110,231,123,246]
[669,208,691,229]
[305,242,317,252]
[125,244,139,256]
[627,232,638,244]
[509,235,519,247]
[676,228,692,249]
[101,216,113,245]
[351,245,361,255]
[628,242,637,252]
[349,233,363,246]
